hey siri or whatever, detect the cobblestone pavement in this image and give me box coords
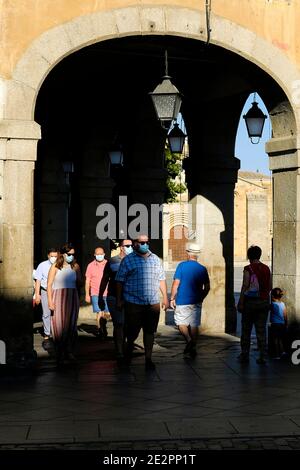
[1,318,300,450]
[1,436,300,450]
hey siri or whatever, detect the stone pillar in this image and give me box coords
[246,193,271,262]
[267,136,300,337]
[185,155,240,334]
[0,120,40,360]
[128,168,168,258]
[80,177,115,269]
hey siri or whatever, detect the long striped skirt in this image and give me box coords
[51,288,79,354]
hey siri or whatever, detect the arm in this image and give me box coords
[202,281,210,301]
[75,264,82,292]
[116,281,124,309]
[160,280,169,310]
[237,269,250,312]
[115,257,128,308]
[99,263,111,310]
[170,279,180,309]
[34,279,41,305]
[99,263,110,298]
[85,277,91,303]
[47,265,57,311]
[283,306,288,324]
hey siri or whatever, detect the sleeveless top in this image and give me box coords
[53,266,77,290]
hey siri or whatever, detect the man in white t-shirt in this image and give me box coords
[34,248,58,340]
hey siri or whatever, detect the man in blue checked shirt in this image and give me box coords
[115,234,168,371]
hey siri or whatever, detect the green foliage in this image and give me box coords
[164,147,187,203]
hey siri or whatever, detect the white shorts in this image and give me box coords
[174,304,202,327]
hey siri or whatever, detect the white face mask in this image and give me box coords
[49,256,57,264]
[95,254,105,262]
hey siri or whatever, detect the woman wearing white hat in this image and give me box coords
[170,242,210,357]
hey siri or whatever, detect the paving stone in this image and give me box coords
[220,440,233,448]
[288,442,300,449]
[0,425,29,443]
[229,416,300,434]
[208,444,223,450]
[167,418,237,438]
[3,322,300,449]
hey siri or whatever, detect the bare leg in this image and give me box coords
[179,325,192,343]
[189,326,198,342]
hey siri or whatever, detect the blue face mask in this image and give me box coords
[137,243,149,254]
[95,254,105,262]
[124,246,133,255]
[65,254,74,263]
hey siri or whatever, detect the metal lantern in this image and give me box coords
[108,147,124,166]
[149,51,182,129]
[243,101,267,144]
[168,123,186,154]
[62,161,74,174]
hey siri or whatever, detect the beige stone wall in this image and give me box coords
[0,0,300,80]
[234,171,272,263]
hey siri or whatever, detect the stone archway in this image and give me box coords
[1,5,300,355]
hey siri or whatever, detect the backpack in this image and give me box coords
[245,266,260,298]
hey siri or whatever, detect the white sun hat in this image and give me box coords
[186,242,201,254]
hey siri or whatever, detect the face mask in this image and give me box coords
[49,256,57,264]
[137,243,149,254]
[124,246,133,255]
[65,254,74,263]
[95,254,105,262]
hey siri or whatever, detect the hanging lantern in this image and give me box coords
[243,100,267,144]
[149,51,183,129]
[168,123,186,154]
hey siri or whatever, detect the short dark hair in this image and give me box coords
[94,246,105,252]
[47,247,58,255]
[119,239,132,246]
[272,288,284,299]
[247,245,262,261]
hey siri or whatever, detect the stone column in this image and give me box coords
[128,168,168,258]
[0,119,40,360]
[267,136,300,338]
[246,193,271,262]
[185,155,240,333]
[80,177,115,269]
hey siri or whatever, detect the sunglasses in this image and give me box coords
[66,252,75,256]
[138,241,149,245]
[123,244,132,248]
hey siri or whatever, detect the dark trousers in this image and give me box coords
[241,298,269,357]
[269,323,288,357]
[124,302,160,345]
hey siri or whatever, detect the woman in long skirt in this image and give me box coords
[47,243,81,364]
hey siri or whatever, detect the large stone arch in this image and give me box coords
[2,5,300,356]
[0,5,299,124]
